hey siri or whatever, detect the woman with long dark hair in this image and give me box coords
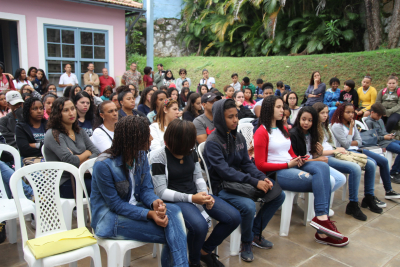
[137,86,155,115]
[117,90,147,120]
[44,97,99,198]
[147,90,168,123]
[42,93,57,120]
[90,116,188,267]
[163,70,175,88]
[27,67,37,83]
[180,87,190,108]
[32,68,49,95]
[73,91,95,137]
[233,91,256,120]
[13,68,33,90]
[91,100,118,152]
[182,93,203,122]
[304,71,326,106]
[43,84,57,95]
[254,95,349,247]
[0,92,10,118]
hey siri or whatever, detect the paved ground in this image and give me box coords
[2,171,400,267]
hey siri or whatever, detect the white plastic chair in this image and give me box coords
[237,123,254,151]
[361,117,369,130]
[0,144,35,244]
[355,120,366,131]
[41,145,46,161]
[10,162,102,267]
[78,158,162,267]
[238,118,254,125]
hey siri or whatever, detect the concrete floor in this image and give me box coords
[2,172,400,267]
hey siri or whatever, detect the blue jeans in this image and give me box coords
[348,150,377,197]
[386,141,400,174]
[174,196,241,264]
[218,188,285,243]
[111,203,188,267]
[361,149,392,192]
[0,160,34,199]
[329,166,346,192]
[276,161,331,216]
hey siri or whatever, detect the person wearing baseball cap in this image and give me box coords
[0,91,24,148]
[193,92,222,144]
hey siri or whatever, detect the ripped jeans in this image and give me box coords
[276,161,331,216]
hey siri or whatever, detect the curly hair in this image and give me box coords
[312,102,331,143]
[115,85,130,95]
[73,91,94,122]
[47,97,80,144]
[105,116,150,175]
[258,95,289,138]
[150,90,167,111]
[22,97,44,126]
[292,106,320,155]
[183,93,203,118]
[138,87,155,106]
[331,102,354,125]
[155,98,179,131]
[143,66,152,75]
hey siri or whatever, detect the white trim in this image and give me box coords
[0,12,28,69]
[37,17,114,77]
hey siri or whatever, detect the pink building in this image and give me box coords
[0,0,143,91]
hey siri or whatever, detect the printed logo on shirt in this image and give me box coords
[342,93,353,103]
[33,133,45,142]
[206,127,215,135]
[236,142,244,150]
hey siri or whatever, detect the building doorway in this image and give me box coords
[0,20,20,76]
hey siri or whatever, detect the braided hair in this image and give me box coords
[292,106,320,156]
[258,95,289,138]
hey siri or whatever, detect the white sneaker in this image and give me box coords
[329,209,334,217]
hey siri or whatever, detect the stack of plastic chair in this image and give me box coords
[0,144,35,244]
[238,118,255,125]
[238,123,255,152]
[10,162,102,267]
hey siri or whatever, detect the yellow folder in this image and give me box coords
[27,227,97,259]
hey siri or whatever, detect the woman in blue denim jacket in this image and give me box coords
[90,116,189,267]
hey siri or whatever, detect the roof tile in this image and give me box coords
[89,0,143,9]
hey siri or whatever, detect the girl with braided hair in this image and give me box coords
[90,116,189,267]
[254,95,349,247]
[204,98,285,262]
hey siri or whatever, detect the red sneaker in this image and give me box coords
[310,217,344,240]
[315,233,349,247]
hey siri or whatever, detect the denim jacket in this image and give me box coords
[90,153,159,238]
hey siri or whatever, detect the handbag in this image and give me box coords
[221,172,282,203]
[27,227,97,259]
[334,151,368,169]
[359,129,378,147]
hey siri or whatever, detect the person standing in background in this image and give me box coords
[83,63,100,96]
[58,64,79,91]
[99,68,116,96]
[154,63,165,89]
[122,62,142,89]
[199,69,215,89]
[175,68,191,93]
[143,66,154,88]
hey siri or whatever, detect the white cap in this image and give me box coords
[6,91,24,105]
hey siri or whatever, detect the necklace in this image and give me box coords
[69,132,75,138]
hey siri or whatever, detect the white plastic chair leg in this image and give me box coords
[6,218,17,244]
[279,191,296,236]
[157,244,162,267]
[123,250,131,267]
[91,245,102,267]
[152,243,157,258]
[229,226,241,256]
[305,193,314,223]
[342,176,348,201]
[330,192,335,209]
[69,262,78,267]
[61,200,75,230]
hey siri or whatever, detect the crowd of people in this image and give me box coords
[1,60,400,267]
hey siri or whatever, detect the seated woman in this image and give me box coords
[243,88,256,109]
[117,90,147,119]
[44,97,100,198]
[285,91,301,124]
[182,93,203,122]
[16,97,47,158]
[90,116,188,267]
[148,90,168,123]
[69,85,82,100]
[110,92,121,110]
[150,119,241,267]
[198,84,209,97]
[84,85,103,106]
[42,93,57,120]
[91,101,118,152]
[127,84,141,109]
[233,91,256,120]
[204,99,286,262]
[331,103,398,213]
[254,96,349,247]
[20,84,42,100]
[150,98,180,151]
[180,87,190,108]
[100,86,113,101]
[137,87,155,115]
[323,77,341,121]
[43,84,57,95]
[376,74,400,133]
[167,87,182,109]
[0,92,10,118]
[356,75,377,118]
[73,91,95,137]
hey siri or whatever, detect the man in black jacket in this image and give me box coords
[0,91,24,149]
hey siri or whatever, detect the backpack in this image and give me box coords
[382,87,400,97]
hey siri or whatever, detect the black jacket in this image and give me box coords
[0,107,23,148]
[182,111,196,122]
[237,105,256,120]
[15,120,47,158]
[289,127,307,157]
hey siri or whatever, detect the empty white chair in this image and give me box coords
[238,118,255,125]
[238,123,254,151]
[0,144,35,244]
[361,117,369,130]
[10,162,102,267]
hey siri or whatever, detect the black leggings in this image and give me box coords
[386,113,400,133]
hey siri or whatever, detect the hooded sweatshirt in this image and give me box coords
[203,99,265,195]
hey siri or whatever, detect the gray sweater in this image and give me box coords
[364,116,392,148]
[44,128,100,184]
[305,83,326,106]
[331,123,362,149]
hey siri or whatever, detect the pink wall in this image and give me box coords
[1,0,126,76]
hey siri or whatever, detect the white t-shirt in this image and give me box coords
[305,134,313,159]
[199,77,216,89]
[255,98,263,107]
[91,125,114,152]
[149,122,167,151]
[342,125,358,150]
[321,134,334,158]
[128,168,138,206]
[289,107,302,124]
[267,127,292,164]
[59,72,79,88]
[230,82,241,92]
[13,80,33,90]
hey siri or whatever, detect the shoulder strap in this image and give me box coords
[397,88,400,97]
[382,88,387,95]
[99,126,113,141]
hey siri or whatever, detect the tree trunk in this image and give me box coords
[364,0,382,50]
[196,42,202,56]
[388,0,400,48]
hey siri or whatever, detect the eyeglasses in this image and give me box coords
[288,97,297,100]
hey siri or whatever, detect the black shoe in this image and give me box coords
[374,196,387,208]
[0,222,6,244]
[391,176,400,184]
[385,190,400,199]
[200,253,225,267]
[345,201,367,221]
[240,242,254,262]
[361,195,383,214]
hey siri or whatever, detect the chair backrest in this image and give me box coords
[41,145,47,161]
[197,142,213,195]
[361,117,370,130]
[328,124,339,147]
[355,120,366,131]
[238,118,254,125]
[0,144,23,200]
[77,158,96,219]
[238,123,254,149]
[10,162,85,244]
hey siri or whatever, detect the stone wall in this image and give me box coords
[140,17,194,57]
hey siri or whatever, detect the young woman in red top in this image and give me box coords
[253,95,349,247]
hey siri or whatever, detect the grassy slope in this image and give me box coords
[129,48,400,96]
